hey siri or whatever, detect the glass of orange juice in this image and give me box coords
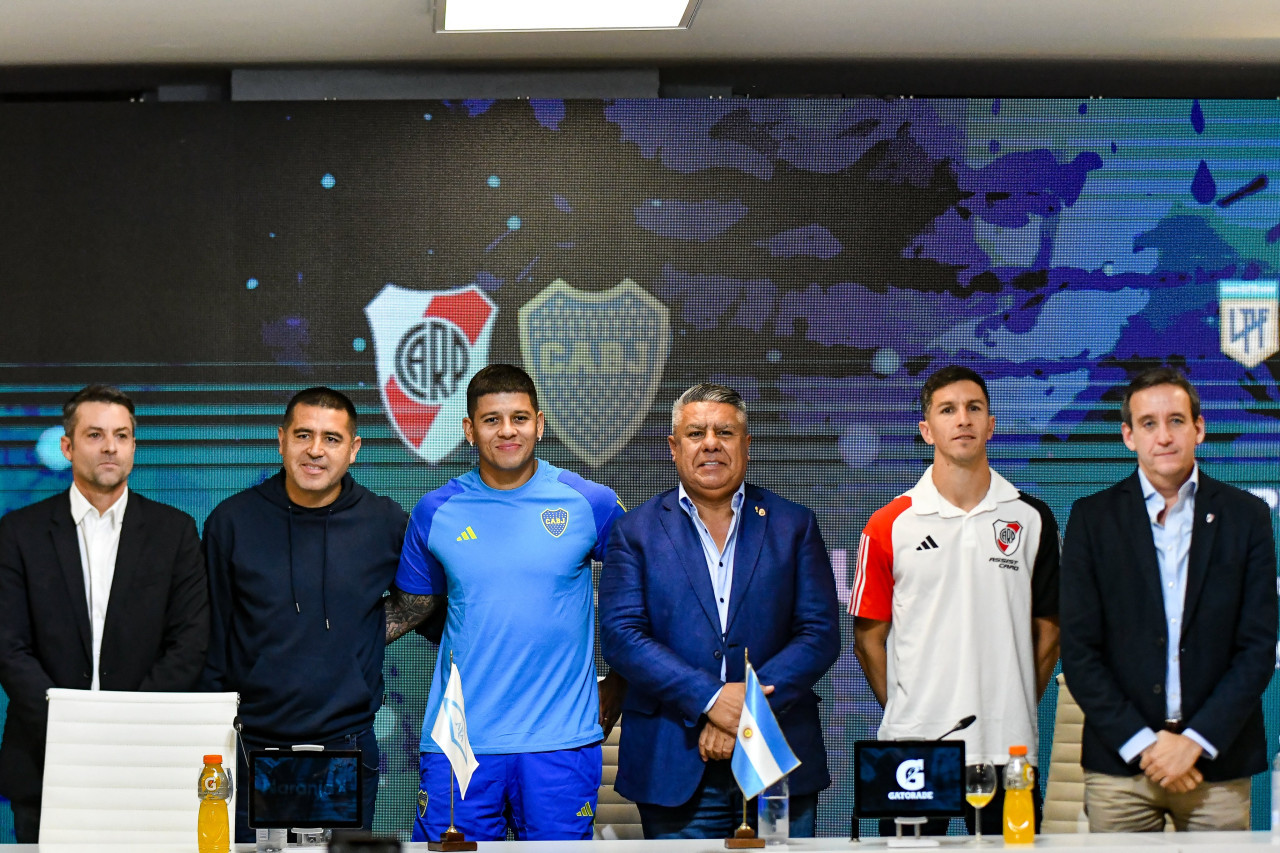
[964,763,997,845]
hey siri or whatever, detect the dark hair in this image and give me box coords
[63,384,136,434]
[1121,367,1201,426]
[466,364,539,418]
[920,366,990,415]
[283,387,358,432]
[671,383,748,431]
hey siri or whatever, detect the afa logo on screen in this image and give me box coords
[365,284,497,463]
[519,278,670,467]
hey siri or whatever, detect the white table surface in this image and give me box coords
[8,830,1280,851]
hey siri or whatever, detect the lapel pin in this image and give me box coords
[756,506,766,516]
[1206,513,1214,523]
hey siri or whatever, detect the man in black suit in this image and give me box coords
[1061,367,1277,831]
[0,385,208,842]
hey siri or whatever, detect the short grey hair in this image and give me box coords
[671,383,748,432]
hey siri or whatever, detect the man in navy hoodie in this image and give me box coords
[202,387,407,842]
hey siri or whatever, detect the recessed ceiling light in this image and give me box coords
[436,0,701,32]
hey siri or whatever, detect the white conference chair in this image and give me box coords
[40,688,239,844]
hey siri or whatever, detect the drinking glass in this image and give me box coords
[964,762,997,845]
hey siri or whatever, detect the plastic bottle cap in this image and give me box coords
[203,755,223,764]
[1008,745,1028,756]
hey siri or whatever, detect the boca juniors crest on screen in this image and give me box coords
[519,279,670,468]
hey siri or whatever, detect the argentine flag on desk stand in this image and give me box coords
[731,662,800,799]
[431,661,480,797]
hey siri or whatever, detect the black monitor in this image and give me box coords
[853,740,966,820]
[248,749,364,829]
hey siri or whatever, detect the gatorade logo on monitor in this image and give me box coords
[854,741,965,819]
[894,758,926,794]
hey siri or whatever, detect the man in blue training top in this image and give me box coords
[385,363,626,842]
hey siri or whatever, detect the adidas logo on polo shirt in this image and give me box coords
[915,535,939,551]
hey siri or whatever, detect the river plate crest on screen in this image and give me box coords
[365,284,497,464]
[519,279,671,468]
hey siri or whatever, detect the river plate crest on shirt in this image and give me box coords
[993,519,1023,556]
[519,279,671,467]
[365,284,497,464]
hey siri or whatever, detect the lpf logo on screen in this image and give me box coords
[890,759,931,800]
[365,284,497,463]
[1219,280,1279,369]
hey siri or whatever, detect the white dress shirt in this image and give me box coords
[68,484,129,691]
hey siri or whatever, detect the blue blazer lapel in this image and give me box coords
[657,491,722,633]
[49,494,92,661]
[1120,473,1165,609]
[1181,475,1218,633]
[726,485,766,641]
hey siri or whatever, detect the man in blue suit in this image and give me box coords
[600,382,840,839]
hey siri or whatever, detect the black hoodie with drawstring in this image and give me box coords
[201,470,407,743]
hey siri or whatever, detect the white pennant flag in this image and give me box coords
[430,661,480,798]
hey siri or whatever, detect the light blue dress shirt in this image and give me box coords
[1117,464,1218,764]
[678,481,746,710]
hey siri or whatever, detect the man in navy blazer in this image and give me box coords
[600,382,840,839]
[1061,367,1277,831]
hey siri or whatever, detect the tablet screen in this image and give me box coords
[248,750,363,829]
[853,740,966,819]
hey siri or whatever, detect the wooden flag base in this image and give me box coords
[428,829,477,851]
[725,826,766,848]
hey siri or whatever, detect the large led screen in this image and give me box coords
[1,97,1279,839]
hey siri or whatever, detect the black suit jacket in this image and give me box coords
[0,490,209,805]
[1060,470,1277,781]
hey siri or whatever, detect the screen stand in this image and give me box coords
[291,828,328,847]
[887,817,939,849]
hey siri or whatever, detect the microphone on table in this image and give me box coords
[935,714,976,740]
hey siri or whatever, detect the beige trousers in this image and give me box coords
[1083,771,1251,832]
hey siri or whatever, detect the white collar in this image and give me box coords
[69,483,129,528]
[907,464,1019,518]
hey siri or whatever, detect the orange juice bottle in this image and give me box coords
[1002,745,1035,844]
[197,754,232,853]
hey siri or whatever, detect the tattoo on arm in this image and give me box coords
[385,590,440,644]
